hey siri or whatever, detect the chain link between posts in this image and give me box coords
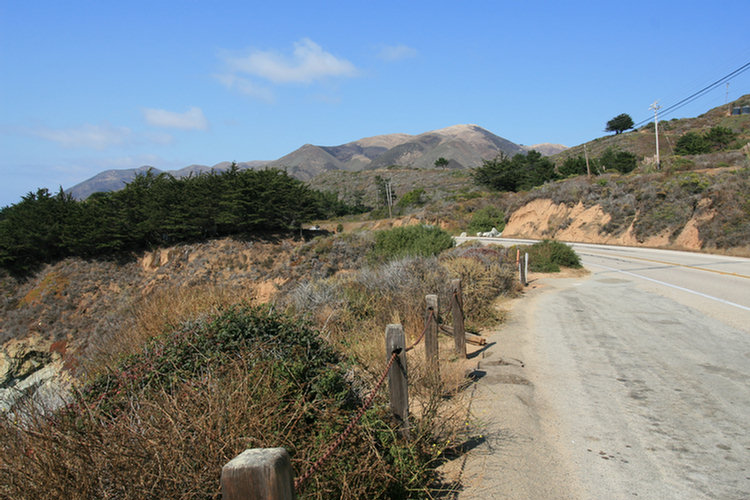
[294,309,435,492]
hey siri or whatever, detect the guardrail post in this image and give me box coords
[221,448,295,500]
[386,324,409,438]
[425,294,439,372]
[524,252,529,286]
[450,279,467,359]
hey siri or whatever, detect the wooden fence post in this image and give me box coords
[221,448,295,500]
[425,295,439,372]
[386,324,409,438]
[450,279,467,359]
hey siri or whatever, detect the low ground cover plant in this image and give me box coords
[0,305,444,499]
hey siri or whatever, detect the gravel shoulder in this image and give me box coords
[444,274,584,499]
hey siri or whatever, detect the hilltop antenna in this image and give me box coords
[650,101,661,169]
[725,82,730,105]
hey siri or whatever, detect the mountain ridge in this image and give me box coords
[68,125,563,199]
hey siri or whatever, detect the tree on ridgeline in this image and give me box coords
[605,113,634,134]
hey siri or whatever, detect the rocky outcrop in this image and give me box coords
[0,335,72,412]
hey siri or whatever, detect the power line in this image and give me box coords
[633,60,750,128]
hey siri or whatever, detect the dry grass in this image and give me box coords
[2,303,454,500]
[2,234,506,498]
[81,284,257,379]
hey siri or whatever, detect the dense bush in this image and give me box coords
[599,148,638,174]
[558,155,589,177]
[674,131,709,155]
[473,151,557,192]
[524,240,581,272]
[396,188,427,210]
[467,206,505,234]
[442,244,517,324]
[0,305,440,499]
[369,225,454,263]
[674,126,738,155]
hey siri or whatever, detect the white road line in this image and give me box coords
[588,261,750,312]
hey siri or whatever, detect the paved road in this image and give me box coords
[453,238,750,499]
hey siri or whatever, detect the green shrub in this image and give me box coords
[467,206,505,234]
[704,126,737,150]
[675,131,710,155]
[370,225,454,263]
[558,155,589,177]
[525,240,581,272]
[599,148,637,174]
[1,305,444,499]
[675,126,738,155]
[395,188,426,209]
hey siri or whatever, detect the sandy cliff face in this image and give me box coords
[502,198,712,250]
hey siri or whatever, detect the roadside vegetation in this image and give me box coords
[2,95,747,499]
[1,224,549,498]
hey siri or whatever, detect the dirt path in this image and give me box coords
[443,276,583,499]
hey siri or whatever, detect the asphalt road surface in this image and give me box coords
[453,238,750,499]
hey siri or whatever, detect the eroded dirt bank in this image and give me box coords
[502,198,716,251]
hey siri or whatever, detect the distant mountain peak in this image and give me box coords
[68,124,529,198]
[524,143,568,156]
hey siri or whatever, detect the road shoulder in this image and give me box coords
[443,274,585,499]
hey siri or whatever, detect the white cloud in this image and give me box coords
[378,44,418,61]
[214,73,275,102]
[142,106,209,130]
[223,38,357,84]
[27,123,173,150]
[32,123,133,150]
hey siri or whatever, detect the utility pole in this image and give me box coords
[584,144,591,178]
[650,101,661,170]
[386,179,393,218]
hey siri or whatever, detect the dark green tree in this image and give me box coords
[599,148,637,173]
[473,151,557,192]
[558,155,589,177]
[605,113,634,134]
[434,157,449,169]
[473,154,517,191]
[703,126,737,151]
[674,132,709,155]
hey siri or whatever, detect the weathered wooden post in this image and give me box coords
[221,448,295,500]
[425,294,439,372]
[450,279,467,359]
[386,324,409,437]
[519,252,528,286]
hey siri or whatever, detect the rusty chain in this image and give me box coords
[294,309,435,492]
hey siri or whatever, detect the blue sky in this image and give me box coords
[2,0,750,207]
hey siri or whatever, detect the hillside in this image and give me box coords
[67,124,528,199]
[553,95,750,167]
[0,234,378,410]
